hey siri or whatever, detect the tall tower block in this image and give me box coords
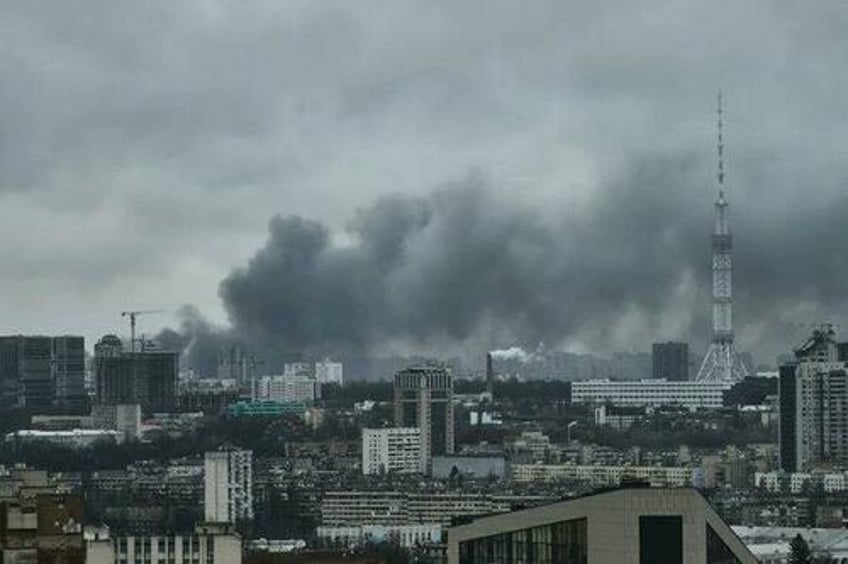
[696,93,748,382]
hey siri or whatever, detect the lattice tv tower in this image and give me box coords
[696,93,748,382]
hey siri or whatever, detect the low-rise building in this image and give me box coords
[4,429,122,448]
[571,379,732,408]
[511,463,695,487]
[321,491,551,528]
[84,523,242,564]
[317,524,442,549]
[431,456,508,480]
[755,470,848,494]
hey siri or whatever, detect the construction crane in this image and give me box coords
[121,310,164,353]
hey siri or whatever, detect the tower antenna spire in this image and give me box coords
[696,91,747,383]
[717,91,724,191]
[716,90,724,192]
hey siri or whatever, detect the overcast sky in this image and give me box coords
[2,1,848,364]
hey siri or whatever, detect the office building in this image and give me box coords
[0,335,85,407]
[94,335,178,413]
[779,326,848,472]
[315,359,344,386]
[571,379,732,408]
[447,487,757,564]
[362,427,422,475]
[652,341,689,381]
[204,448,253,523]
[394,366,454,471]
[252,374,319,403]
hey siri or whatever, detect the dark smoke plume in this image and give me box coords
[166,154,848,373]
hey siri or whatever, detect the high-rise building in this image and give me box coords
[652,342,689,381]
[315,359,343,386]
[217,346,253,392]
[0,335,86,407]
[394,366,454,472]
[779,326,848,472]
[204,448,253,523]
[94,335,178,413]
[362,428,422,475]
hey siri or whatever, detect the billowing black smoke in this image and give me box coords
[218,161,709,358]
[164,153,848,374]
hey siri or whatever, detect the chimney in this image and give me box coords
[486,352,494,399]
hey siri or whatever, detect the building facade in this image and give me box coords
[315,360,344,386]
[252,374,319,403]
[362,427,422,475]
[511,463,694,487]
[204,448,254,523]
[652,341,689,381]
[85,524,241,564]
[0,335,85,407]
[779,327,848,472]
[94,335,178,413]
[571,379,732,408]
[394,366,454,471]
[317,524,442,549]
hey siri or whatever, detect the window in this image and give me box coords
[706,523,741,564]
[459,517,587,564]
[639,515,682,564]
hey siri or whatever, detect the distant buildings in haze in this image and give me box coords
[94,335,178,413]
[652,341,689,381]
[0,335,85,407]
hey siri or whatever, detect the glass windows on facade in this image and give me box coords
[639,515,682,564]
[706,524,741,564]
[458,517,587,564]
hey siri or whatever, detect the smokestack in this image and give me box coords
[486,352,494,400]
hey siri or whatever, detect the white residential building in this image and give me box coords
[571,379,732,408]
[317,524,442,548]
[511,463,695,487]
[315,360,343,386]
[205,448,253,523]
[85,524,242,564]
[778,327,848,472]
[252,375,319,403]
[4,429,122,448]
[362,428,422,475]
[755,470,848,494]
